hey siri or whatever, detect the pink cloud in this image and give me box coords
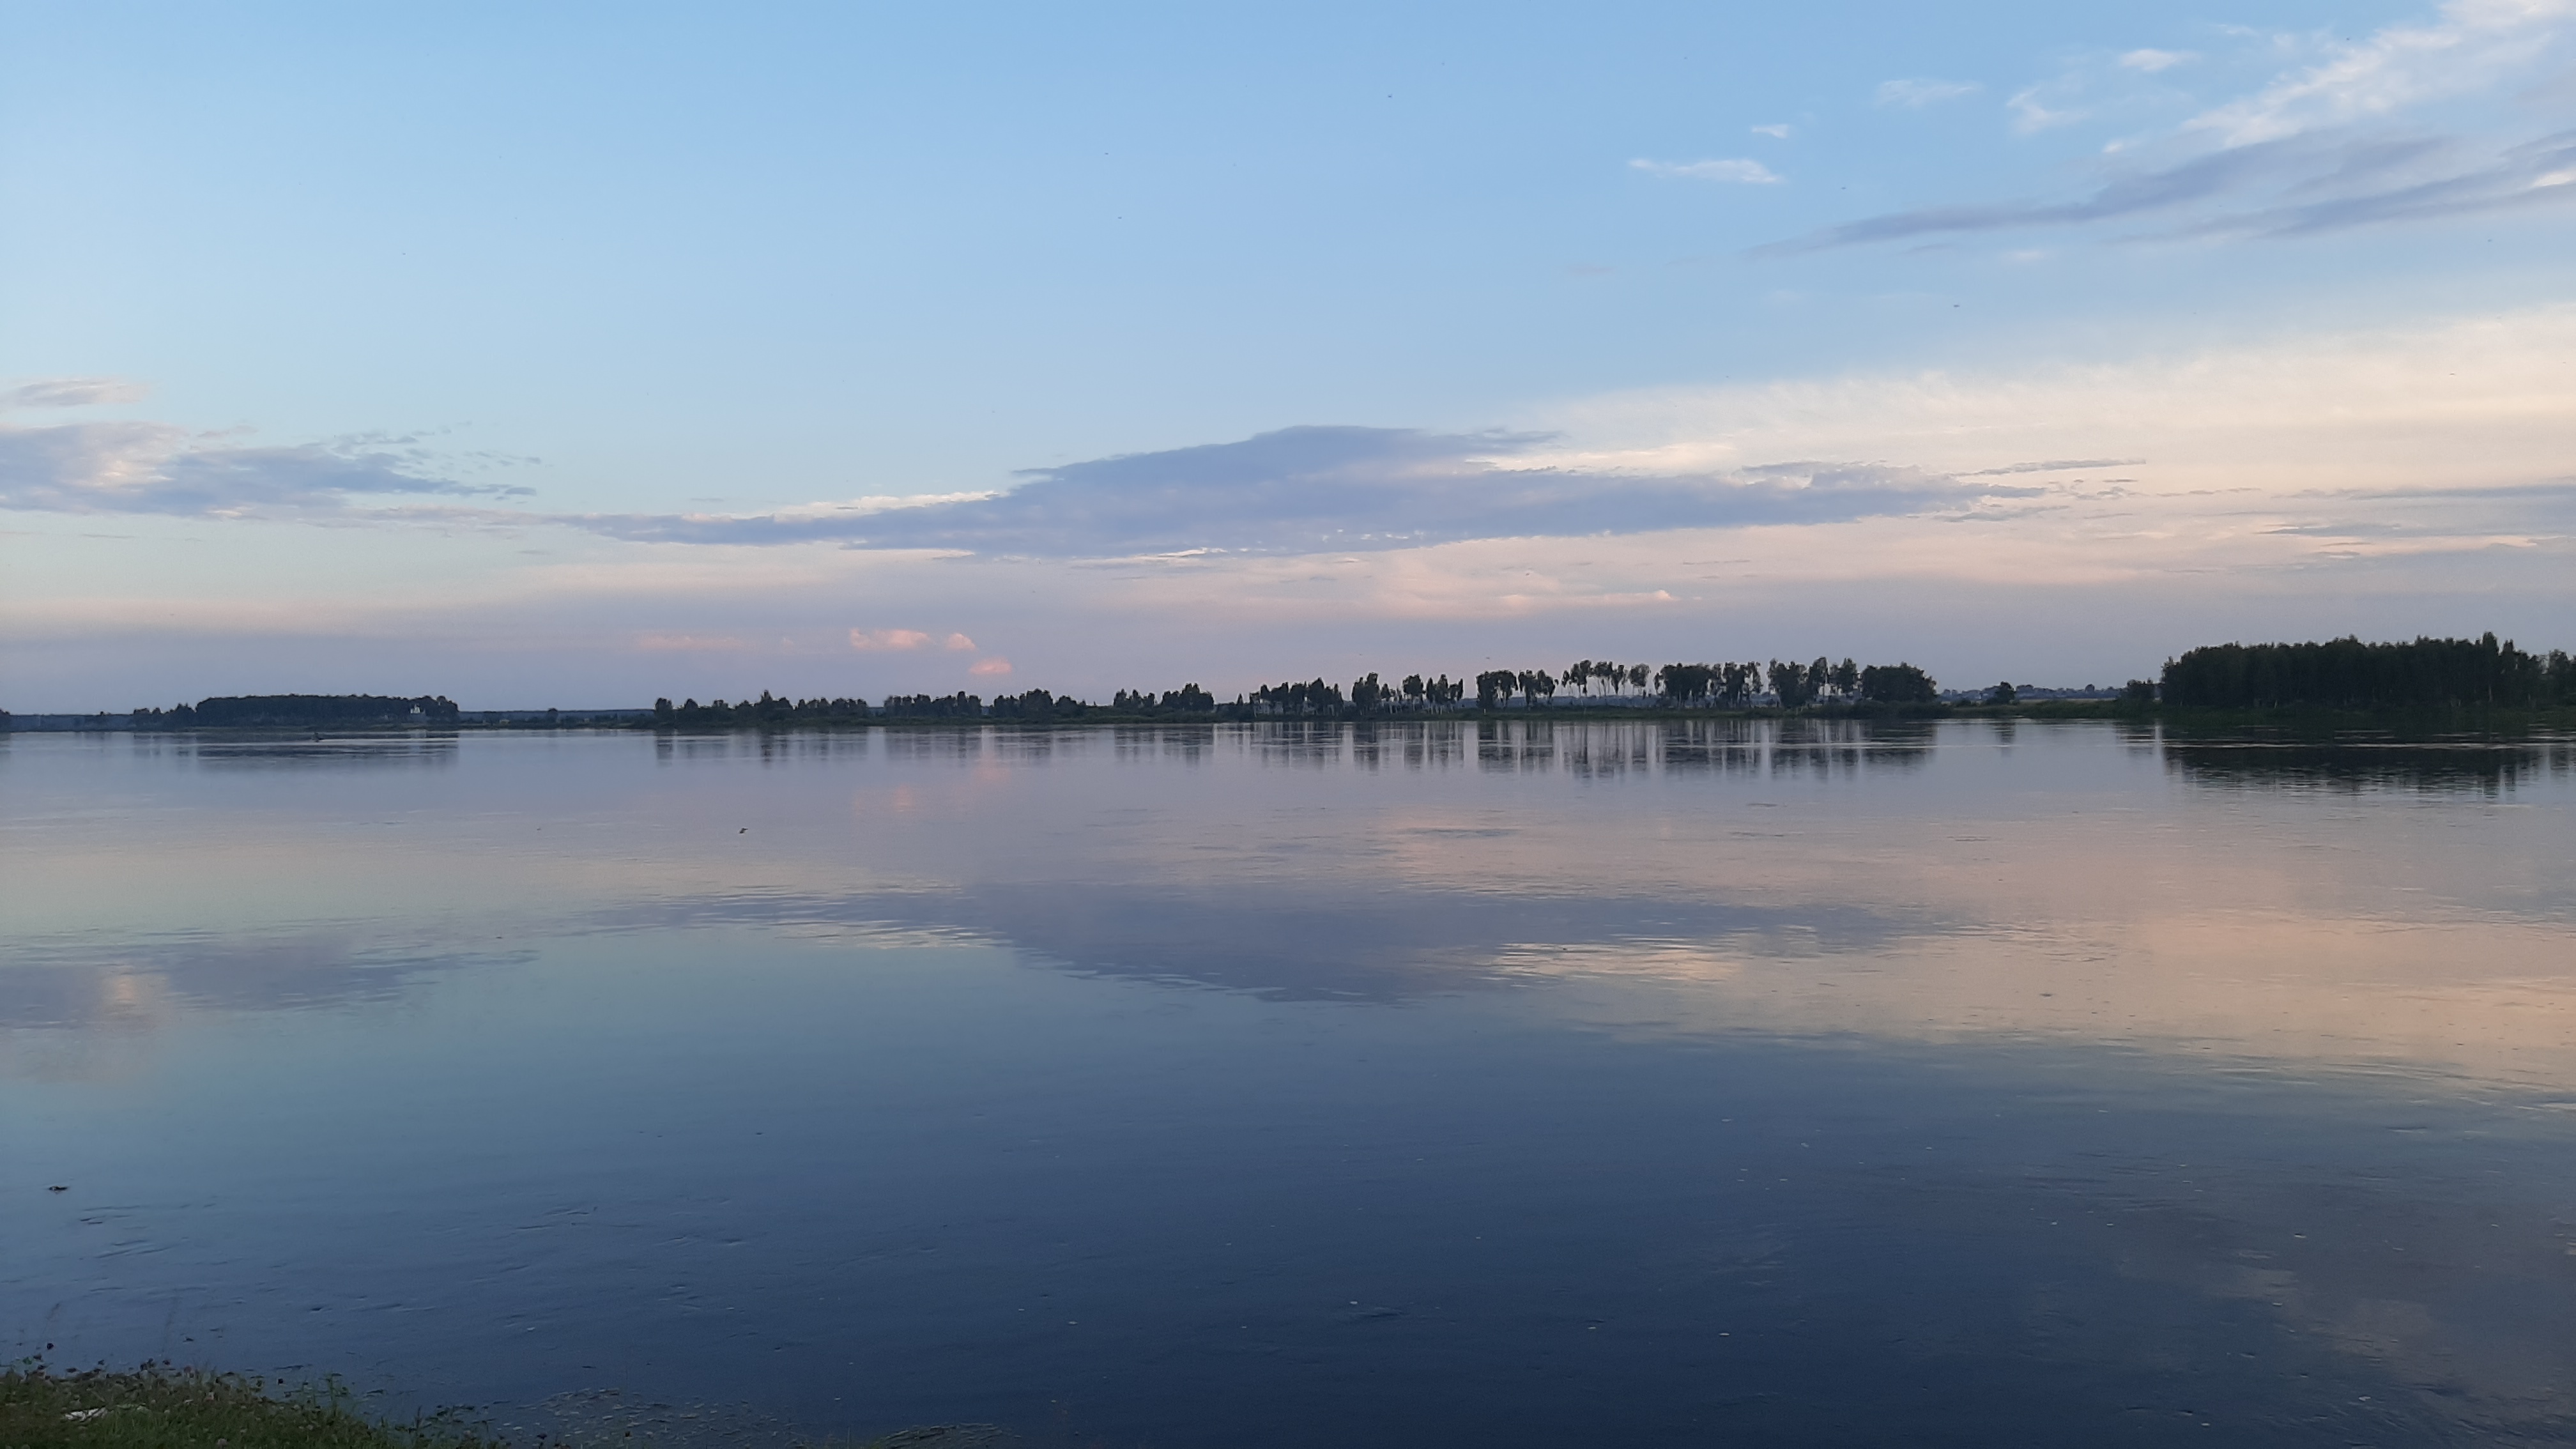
[944,632,977,650]
[849,627,932,650]
[967,656,1013,677]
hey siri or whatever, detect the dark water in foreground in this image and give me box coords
[6,720,2576,1447]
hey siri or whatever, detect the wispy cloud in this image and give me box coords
[1630,157,1782,183]
[1,377,150,410]
[1774,0,2576,252]
[1750,123,1795,139]
[967,657,1013,677]
[2189,0,2576,146]
[0,422,530,516]
[2119,48,2197,73]
[849,628,933,650]
[0,383,530,518]
[1537,303,2576,508]
[2007,85,2087,133]
[1763,126,2576,250]
[547,427,2025,557]
[1758,141,2293,250]
[845,629,980,652]
[1876,78,1981,107]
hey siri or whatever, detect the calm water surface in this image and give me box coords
[6,720,2576,1446]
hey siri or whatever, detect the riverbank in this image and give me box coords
[0,1365,988,1449]
[1,1364,494,1449]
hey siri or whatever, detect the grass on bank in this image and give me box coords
[1,1364,496,1449]
[2,1365,1001,1449]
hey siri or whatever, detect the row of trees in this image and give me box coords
[1208,660,1936,716]
[38,637,2569,732]
[656,685,1230,724]
[648,659,1943,726]
[1110,685,1217,714]
[1471,658,1932,709]
[132,694,463,728]
[655,694,873,726]
[2161,635,2576,709]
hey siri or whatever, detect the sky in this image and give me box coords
[3,0,2572,709]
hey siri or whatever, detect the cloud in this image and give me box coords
[0,404,528,519]
[2007,86,2086,133]
[967,657,1013,677]
[1630,157,1782,183]
[850,628,933,650]
[1533,304,2576,510]
[2119,48,2198,73]
[845,627,979,652]
[548,427,2020,557]
[1759,141,2292,250]
[1750,123,1795,139]
[2200,127,2576,234]
[11,307,2570,709]
[1961,459,2143,477]
[1876,78,1981,107]
[2188,0,2576,147]
[1772,0,2576,252]
[1762,126,2576,251]
[1,377,149,410]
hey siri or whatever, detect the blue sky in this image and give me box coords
[4,0,2572,707]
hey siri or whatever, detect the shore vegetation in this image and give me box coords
[2158,634,2573,710]
[15,636,2571,735]
[1,1363,495,1449]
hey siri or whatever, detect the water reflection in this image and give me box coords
[8,721,2573,1080]
[2165,730,2576,794]
[5,721,2575,1445]
[27,731,467,769]
[0,931,526,1029]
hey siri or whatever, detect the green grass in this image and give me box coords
[1,1364,496,1449]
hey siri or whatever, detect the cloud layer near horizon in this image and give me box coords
[568,429,2019,554]
[8,302,2574,583]
[0,405,2023,556]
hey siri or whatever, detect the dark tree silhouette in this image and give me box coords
[1859,664,1938,704]
[180,694,460,728]
[1655,663,1717,705]
[2161,634,2573,709]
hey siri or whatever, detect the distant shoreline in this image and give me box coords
[15,635,2560,733]
[12,701,2576,735]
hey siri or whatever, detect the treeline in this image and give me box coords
[1234,659,1937,716]
[643,657,1943,727]
[654,694,874,726]
[59,634,2575,736]
[1468,658,1934,710]
[652,687,1213,725]
[132,694,461,728]
[2160,635,2576,710]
